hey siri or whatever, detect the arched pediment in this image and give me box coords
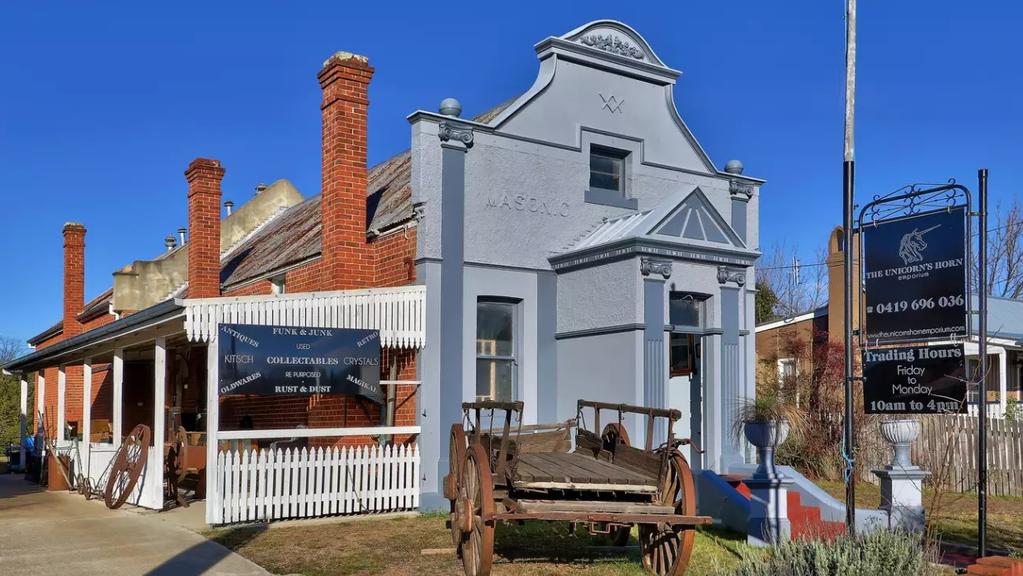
[559,20,667,68]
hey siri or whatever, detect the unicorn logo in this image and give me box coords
[898,224,940,264]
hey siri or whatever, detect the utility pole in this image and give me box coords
[842,0,858,536]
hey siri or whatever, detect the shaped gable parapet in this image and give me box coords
[559,20,668,69]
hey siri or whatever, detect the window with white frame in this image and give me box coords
[476,299,518,402]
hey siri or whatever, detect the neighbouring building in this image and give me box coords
[5,20,764,517]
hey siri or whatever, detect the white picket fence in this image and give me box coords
[214,443,420,524]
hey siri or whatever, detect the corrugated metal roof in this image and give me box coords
[566,211,652,251]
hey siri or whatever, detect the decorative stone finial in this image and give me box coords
[724,159,744,175]
[439,98,462,118]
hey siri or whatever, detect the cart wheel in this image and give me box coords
[601,423,632,546]
[639,451,697,576]
[103,424,151,510]
[458,443,495,576]
[447,424,468,546]
[601,422,631,453]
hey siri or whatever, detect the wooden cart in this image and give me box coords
[444,399,711,576]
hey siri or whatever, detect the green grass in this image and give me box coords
[815,479,1023,554]
[208,513,755,576]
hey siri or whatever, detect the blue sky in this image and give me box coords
[1,1,1019,343]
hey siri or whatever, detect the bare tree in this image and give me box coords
[0,336,25,364]
[986,198,1023,300]
[757,242,828,318]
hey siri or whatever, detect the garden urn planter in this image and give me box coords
[743,420,789,479]
[879,419,920,469]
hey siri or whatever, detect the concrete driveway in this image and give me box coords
[0,475,269,576]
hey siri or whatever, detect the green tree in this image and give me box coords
[755,280,780,324]
[0,336,27,450]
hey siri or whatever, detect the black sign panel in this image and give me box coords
[863,344,967,414]
[863,206,967,343]
[218,323,382,403]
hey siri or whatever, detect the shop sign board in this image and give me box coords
[862,343,967,414]
[863,206,967,344]
[218,323,382,403]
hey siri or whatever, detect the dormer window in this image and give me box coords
[586,145,637,209]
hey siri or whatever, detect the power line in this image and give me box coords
[757,218,1023,272]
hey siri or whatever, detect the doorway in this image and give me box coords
[668,332,702,470]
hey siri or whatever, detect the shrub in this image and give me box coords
[729,530,929,576]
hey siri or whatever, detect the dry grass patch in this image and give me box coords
[207,512,751,576]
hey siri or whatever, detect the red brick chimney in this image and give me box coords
[317,51,375,289]
[62,222,86,338]
[185,158,225,298]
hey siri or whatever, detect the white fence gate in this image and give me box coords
[215,442,420,524]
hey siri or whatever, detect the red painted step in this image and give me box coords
[720,474,845,541]
[966,556,1023,576]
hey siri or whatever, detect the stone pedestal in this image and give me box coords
[746,475,794,546]
[743,420,791,546]
[872,419,930,532]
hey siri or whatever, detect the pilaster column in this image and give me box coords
[729,179,754,243]
[641,257,671,445]
[430,119,474,509]
[717,266,747,471]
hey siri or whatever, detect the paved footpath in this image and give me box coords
[0,474,269,576]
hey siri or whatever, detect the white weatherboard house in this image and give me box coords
[409,20,762,507]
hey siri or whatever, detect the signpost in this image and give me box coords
[218,323,383,404]
[863,207,968,344]
[858,173,988,555]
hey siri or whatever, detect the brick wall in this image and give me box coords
[374,228,417,286]
[62,223,86,338]
[186,158,225,299]
[318,52,375,290]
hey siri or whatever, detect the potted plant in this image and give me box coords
[734,393,803,478]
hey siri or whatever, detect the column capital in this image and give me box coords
[640,257,672,279]
[729,179,755,201]
[438,121,474,148]
[717,265,747,286]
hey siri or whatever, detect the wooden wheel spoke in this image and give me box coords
[639,452,697,576]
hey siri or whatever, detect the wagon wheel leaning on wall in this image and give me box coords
[446,424,468,547]
[103,424,151,510]
[456,443,495,576]
[639,451,698,576]
[601,423,634,546]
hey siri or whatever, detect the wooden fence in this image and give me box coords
[214,443,420,524]
[858,415,1023,497]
